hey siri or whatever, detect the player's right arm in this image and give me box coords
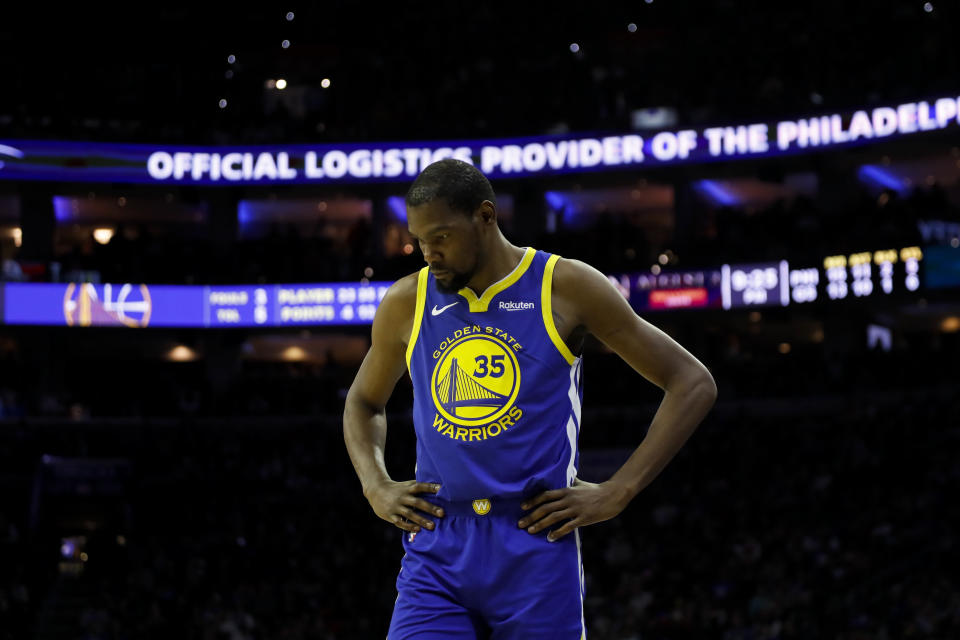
[343,272,444,534]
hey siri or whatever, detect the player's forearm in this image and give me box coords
[343,394,393,497]
[605,371,717,506]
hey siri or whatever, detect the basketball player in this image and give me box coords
[343,159,717,639]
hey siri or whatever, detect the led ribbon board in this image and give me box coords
[1,96,958,184]
[608,269,724,311]
[2,282,391,327]
[720,247,924,310]
[0,247,929,327]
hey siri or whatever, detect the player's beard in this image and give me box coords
[434,268,473,294]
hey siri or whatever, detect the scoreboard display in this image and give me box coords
[608,269,724,312]
[0,245,934,327]
[720,246,923,310]
[721,261,790,309]
[612,245,923,313]
[3,282,390,328]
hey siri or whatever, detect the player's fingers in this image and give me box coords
[410,482,442,494]
[524,508,574,535]
[517,499,567,529]
[547,519,583,542]
[405,496,445,518]
[521,489,565,511]
[398,506,435,531]
[390,514,420,533]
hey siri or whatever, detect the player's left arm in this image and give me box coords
[519,257,718,541]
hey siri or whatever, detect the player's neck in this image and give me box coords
[464,239,527,295]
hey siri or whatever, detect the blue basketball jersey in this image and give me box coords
[405,247,584,502]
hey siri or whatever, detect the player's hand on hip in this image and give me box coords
[365,480,445,533]
[518,478,629,542]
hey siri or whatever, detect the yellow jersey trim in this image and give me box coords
[457,247,536,312]
[542,254,576,365]
[406,267,429,370]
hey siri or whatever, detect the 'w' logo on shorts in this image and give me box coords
[472,499,491,515]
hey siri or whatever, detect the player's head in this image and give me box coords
[406,159,499,293]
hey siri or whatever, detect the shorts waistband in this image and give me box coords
[431,496,527,518]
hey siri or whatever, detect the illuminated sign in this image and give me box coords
[608,269,723,312]
[821,247,921,302]
[1,95,959,184]
[0,246,935,327]
[63,283,152,327]
[721,247,923,309]
[789,268,819,304]
[649,288,710,310]
[721,261,790,309]
[4,282,389,327]
[0,144,24,170]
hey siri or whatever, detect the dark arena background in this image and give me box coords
[1,3,959,639]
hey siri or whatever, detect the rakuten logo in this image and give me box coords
[499,301,535,311]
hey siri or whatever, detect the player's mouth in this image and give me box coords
[431,269,451,278]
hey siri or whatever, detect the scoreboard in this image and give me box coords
[0,245,936,327]
[720,261,791,308]
[3,282,390,328]
[719,246,923,310]
[608,269,724,311]
[609,245,925,313]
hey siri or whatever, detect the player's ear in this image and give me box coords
[476,200,497,226]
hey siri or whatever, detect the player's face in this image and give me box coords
[407,200,482,294]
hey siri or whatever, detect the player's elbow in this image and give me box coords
[343,382,385,422]
[669,364,717,406]
[699,370,718,405]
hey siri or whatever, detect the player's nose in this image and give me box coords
[423,247,442,266]
[426,260,449,274]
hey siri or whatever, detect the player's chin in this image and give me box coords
[435,273,469,294]
[434,277,458,294]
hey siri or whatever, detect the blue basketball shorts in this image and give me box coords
[388,496,586,639]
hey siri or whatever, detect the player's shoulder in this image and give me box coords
[387,269,423,298]
[374,268,424,324]
[546,255,625,326]
[548,255,608,291]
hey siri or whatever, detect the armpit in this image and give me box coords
[552,308,585,357]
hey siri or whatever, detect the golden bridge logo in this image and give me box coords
[63,283,152,327]
[431,333,520,427]
[429,330,524,442]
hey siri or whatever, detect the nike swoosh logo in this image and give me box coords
[431,302,459,316]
